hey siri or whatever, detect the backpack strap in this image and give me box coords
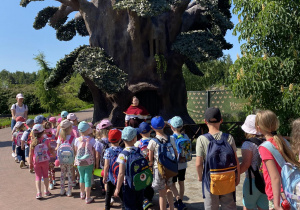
[203,132,229,144]
[68,136,75,144]
[260,141,286,168]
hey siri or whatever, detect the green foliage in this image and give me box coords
[183,55,233,91]
[34,53,62,113]
[154,54,167,79]
[0,69,37,87]
[33,7,58,30]
[75,18,89,37]
[73,47,128,94]
[113,0,180,17]
[20,0,44,8]
[231,0,300,134]
[56,19,76,41]
[52,17,68,30]
[45,45,87,89]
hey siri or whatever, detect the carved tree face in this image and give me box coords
[132,97,139,106]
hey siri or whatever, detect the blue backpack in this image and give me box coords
[172,134,192,163]
[153,137,178,180]
[122,148,153,191]
[260,141,300,209]
[202,133,237,198]
[108,148,122,185]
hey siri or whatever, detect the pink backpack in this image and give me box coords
[75,136,94,166]
[34,139,50,163]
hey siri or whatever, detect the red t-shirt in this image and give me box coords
[258,137,283,200]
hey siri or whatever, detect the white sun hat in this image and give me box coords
[241,114,259,135]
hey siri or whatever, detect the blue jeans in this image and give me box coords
[11,119,16,152]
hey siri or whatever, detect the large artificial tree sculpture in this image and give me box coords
[21,0,233,126]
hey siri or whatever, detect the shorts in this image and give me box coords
[242,177,268,209]
[203,186,236,210]
[152,168,172,191]
[172,168,186,183]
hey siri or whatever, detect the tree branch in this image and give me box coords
[49,4,76,26]
[181,3,208,32]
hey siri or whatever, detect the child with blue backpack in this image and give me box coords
[56,119,75,196]
[196,107,240,210]
[103,129,124,210]
[148,116,178,210]
[257,110,300,210]
[169,116,191,210]
[114,126,153,210]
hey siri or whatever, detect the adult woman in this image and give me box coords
[240,114,268,210]
[124,96,149,127]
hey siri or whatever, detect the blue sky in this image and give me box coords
[0,0,242,73]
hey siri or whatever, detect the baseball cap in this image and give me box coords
[49,117,56,123]
[67,113,77,121]
[15,121,24,128]
[32,124,44,133]
[108,129,122,143]
[16,93,24,99]
[88,122,94,128]
[151,116,165,129]
[34,115,44,124]
[122,126,137,141]
[61,111,69,118]
[205,107,222,123]
[169,116,183,128]
[96,119,112,131]
[26,119,34,126]
[78,121,91,133]
[138,122,151,134]
[57,117,62,124]
[16,116,26,122]
[60,119,73,129]
[242,115,259,135]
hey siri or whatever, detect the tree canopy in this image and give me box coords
[230,0,300,134]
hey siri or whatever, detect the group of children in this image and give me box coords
[10,110,192,210]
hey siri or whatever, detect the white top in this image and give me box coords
[11,103,28,119]
[57,135,75,147]
[125,114,148,121]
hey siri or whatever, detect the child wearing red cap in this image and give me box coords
[103,129,124,209]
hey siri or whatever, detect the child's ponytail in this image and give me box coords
[30,130,44,149]
[59,125,72,142]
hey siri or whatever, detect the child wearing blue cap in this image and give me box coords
[147,116,177,210]
[114,126,144,210]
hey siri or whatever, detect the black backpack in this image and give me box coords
[244,137,266,194]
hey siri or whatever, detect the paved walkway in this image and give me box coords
[0,108,245,210]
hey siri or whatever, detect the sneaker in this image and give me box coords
[143,199,152,210]
[177,201,187,210]
[36,192,42,199]
[29,169,34,173]
[85,197,94,204]
[15,157,18,163]
[66,190,72,197]
[53,180,56,185]
[60,189,66,195]
[174,200,179,208]
[20,160,25,168]
[12,152,16,158]
[80,192,86,200]
[110,197,115,206]
[44,191,51,196]
[49,183,54,190]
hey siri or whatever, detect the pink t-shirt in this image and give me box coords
[258,138,283,200]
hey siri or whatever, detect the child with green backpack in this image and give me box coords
[114,126,152,210]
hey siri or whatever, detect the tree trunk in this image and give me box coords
[80,0,194,126]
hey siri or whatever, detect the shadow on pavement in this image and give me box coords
[0,140,12,148]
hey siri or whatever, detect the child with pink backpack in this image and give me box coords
[56,119,75,196]
[29,124,52,199]
[74,121,96,204]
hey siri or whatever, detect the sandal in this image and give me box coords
[80,192,86,200]
[85,197,94,204]
[44,191,51,196]
[36,192,42,199]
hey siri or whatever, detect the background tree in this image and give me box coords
[21,0,233,125]
[230,0,300,134]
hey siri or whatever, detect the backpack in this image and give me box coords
[57,136,75,165]
[100,138,110,168]
[139,138,150,160]
[122,148,153,191]
[172,134,192,163]
[108,148,122,185]
[26,129,32,145]
[244,138,266,195]
[15,131,24,146]
[47,134,57,162]
[13,103,27,111]
[202,133,237,197]
[260,141,300,210]
[153,137,178,180]
[75,136,94,166]
[34,139,50,163]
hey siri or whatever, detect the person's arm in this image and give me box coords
[93,147,96,170]
[234,151,240,186]
[196,156,203,181]
[95,151,100,169]
[29,146,34,170]
[240,149,253,174]
[265,159,283,210]
[55,125,60,139]
[24,110,28,120]
[148,150,154,167]
[103,159,109,184]
[11,108,16,120]
[114,163,125,197]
